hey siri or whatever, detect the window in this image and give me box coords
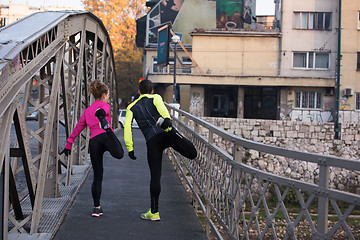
[152,57,159,73]
[213,93,226,112]
[301,13,308,29]
[293,52,330,69]
[358,12,360,29]
[316,13,324,30]
[152,57,168,73]
[357,93,360,110]
[0,17,5,28]
[357,52,360,70]
[152,56,192,74]
[295,91,322,109]
[315,53,329,68]
[293,53,307,68]
[169,57,192,74]
[181,57,192,74]
[294,12,331,30]
[324,13,331,29]
[294,13,300,29]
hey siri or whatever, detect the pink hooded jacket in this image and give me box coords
[65,100,113,150]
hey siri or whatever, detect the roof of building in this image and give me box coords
[190,28,281,37]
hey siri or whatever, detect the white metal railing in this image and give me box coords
[165,103,360,240]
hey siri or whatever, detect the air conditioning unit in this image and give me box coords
[325,88,334,96]
[343,88,353,96]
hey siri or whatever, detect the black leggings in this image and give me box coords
[146,128,197,213]
[89,132,124,207]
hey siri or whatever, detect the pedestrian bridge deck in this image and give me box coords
[52,129,206,240]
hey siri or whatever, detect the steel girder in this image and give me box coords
[0,11,117,237]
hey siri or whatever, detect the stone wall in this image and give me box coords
[201,117,360,193]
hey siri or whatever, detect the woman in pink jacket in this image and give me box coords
[62,80,124,217]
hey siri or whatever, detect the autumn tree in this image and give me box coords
[82,0,147,106]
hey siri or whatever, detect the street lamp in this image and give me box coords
[171,34,180,103]
[334,0,342,139]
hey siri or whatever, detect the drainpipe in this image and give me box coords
[275,0,282,120]
[334,0,341,139]
[275,0,282,76]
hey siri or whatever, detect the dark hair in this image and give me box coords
[89,80,109,99]
[139,80,153,94]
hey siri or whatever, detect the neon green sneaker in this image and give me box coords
[141,209,160,221]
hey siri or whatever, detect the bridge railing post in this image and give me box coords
[194,122,200,134]
[317,159,329,237]
[230,143,242,239]
[192,121,202,218]
[204,130,214,239]
[169,103,180,119]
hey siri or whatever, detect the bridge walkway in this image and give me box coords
[52,128,207,240]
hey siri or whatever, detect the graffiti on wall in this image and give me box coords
[339,97,351,111]
[243,0,254,25]
[160,0,184,24]
[323,99,335,111]
[216,0,253,29]
[190,92,204,117]
[216,0,243,29]
[289,110,333,122]
[148,0,184,44]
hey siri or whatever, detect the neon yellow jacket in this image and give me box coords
[124,94,171,152]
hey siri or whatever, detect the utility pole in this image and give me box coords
[334,0,342,139]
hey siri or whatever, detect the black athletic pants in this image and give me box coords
[146,128,197,213]
[89,131,124,207]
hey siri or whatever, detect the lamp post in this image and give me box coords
[334,0,341,139]
[171,34,180,103]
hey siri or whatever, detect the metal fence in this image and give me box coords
[165,104,360,240]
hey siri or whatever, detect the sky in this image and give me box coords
[256,0,275,15]
[0,0,84,9]
[1,0,275,15]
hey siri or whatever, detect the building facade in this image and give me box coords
[341,0,360,122]
[0,1,80,27]
[137,0,359,124]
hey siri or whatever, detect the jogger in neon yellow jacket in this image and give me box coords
[124,80,197,221]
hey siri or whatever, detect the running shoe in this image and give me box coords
[92,207,103,217]
[141,209,160,221]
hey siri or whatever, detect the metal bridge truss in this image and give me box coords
[0,11,118,238]
[166,105,360,240]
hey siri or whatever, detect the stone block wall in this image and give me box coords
[201,117,360,192]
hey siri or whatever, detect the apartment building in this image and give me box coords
[138,0,358,123]
[341,0,360,122]
[279,0,338,123]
